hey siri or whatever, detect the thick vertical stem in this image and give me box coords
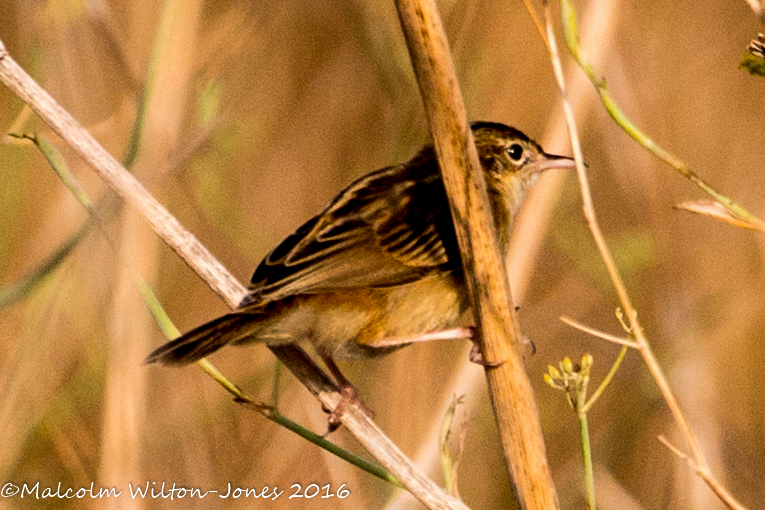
[395,1,559,508]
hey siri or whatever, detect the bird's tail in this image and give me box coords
[146,312,262,365]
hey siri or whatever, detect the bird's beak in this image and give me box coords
[536,154,578,172]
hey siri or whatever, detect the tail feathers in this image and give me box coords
[146,313,259,365]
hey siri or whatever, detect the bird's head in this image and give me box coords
[471,121,575,217]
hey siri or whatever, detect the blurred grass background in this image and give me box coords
[0,0,764,509]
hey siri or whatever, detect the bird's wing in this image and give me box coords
[245,155,461,304]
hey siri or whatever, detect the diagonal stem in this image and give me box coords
[542,0,706,466]
[0,38,468,510]
[542,3,747,509]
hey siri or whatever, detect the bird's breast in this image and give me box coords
[257,271,469,359]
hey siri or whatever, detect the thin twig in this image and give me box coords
[517,0,549,51]
[560,316,639,349]
[545,0,705,463]
[658,436,747,510]
[0,38,468,510]
[543,2,747,509]
[582,345,628,413]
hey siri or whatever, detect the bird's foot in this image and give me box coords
[468,341,504,367]
[468,334,536,367]
[322,384,375,435]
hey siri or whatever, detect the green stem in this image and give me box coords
[583,345,628,413]
[578,410,596,510]
[0,220,90,307]
[271,360,282,407]
[439,396,459,497]
[197,357,402,487]
[560,0,765,231]
[268,408,404,488]
[0,56,151,310]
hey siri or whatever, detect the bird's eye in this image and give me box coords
[507,143,524,163]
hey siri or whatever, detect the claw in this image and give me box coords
[468,342,504,367]
[468,333,536,367]
[321,385,375,435]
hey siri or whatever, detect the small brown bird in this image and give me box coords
[147,122,574,393]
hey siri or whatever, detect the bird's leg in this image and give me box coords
[320,355,374,433]
[367,327,475,348]
[366,325,506,367]
[367,321,535,367]
[366,326,499,366]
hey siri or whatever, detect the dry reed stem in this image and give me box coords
[395,1,559,508]
[386,4,624,502]
[542,3,747,509]
[0,38,468,510]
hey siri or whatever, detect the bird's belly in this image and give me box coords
[254,272,468,359]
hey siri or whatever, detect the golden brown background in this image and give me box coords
[0,0,763,509]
